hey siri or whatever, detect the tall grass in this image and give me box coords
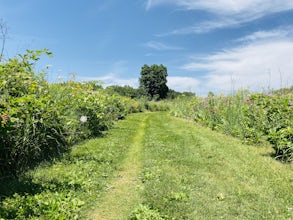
[0,50,143,176]
[169,88,293,162]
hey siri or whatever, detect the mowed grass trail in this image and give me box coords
[91,112,293,219]
[89,114,148,219]
[1,112,292,219]
[135,113,292,219]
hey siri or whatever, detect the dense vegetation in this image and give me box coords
[0,49,143,176]
[1,113,291,219]
[139,64,169,100]
[170,89,293,162]
[0,48,292,219]
[0,114,146,219]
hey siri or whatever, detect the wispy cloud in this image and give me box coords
[157,19,239,36]
[148,0,293,34]
[147,0,293,16]
[145,0,173,11]
[167,76,200,92]
[182,28,293,92]
[145,41,183,50]
[80,74,139,88]
[235,27,293,42]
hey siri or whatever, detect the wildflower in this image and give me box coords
[246,99,252,104]
[1,113,9,125]
[80,116,87,123]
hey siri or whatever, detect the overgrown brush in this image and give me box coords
[170,89,293,162]
[0,49,142,176]
[0,49,67,175]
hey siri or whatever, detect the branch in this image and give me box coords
[0,19,8,62]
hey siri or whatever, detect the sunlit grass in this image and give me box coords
[1,112,292,219]
[136,113,293,219]
[0,113,146,219]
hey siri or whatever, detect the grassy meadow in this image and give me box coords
[0,49,292,219]
[1,113,292,219]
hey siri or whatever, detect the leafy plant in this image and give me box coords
[130,204,166,220]
[169,89,293,162]
[0,49,143,176]
[0,49,67,175]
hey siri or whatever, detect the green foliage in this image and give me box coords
[0,191,84,220]
[138,113,293,219]
[139,64,169,100]
[0,49,66,175]
[105,85,144,99]
[0,113,143,219]
[130,204,166,220]
[0,49,142,176]
[1,113,292,219]
[242,93,292,161]
[169,89,293,162]
[143,100,170,112]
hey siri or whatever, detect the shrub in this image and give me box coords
[0,49,67,175]
[169,89,293,162]
[0,49,142,176]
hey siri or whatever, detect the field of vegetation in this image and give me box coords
[169,89,293,162]
[0,49,146,177]
[1,113,292,219]
[0,50,292,219]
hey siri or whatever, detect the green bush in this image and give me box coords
[244,93,292,161]
[0,49,67,175]
[169,89,293,162]
[0,49,142,176]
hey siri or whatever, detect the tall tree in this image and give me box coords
[139,64,169,99]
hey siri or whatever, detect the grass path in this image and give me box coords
[89,114,148,219]
[90,112,292,219]
[1,112,292,219]
[138,113,293,219]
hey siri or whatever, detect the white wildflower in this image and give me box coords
[80,116,87,123]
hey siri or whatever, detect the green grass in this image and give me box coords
[0,113,147,219]
[134,112,293,219]
[1,112,292,219]
[89,113,148,219]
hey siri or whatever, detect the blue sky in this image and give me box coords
[1,0,293,95]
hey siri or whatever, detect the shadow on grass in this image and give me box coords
[0,132,108,202]
[0,175,44,201]
[0,170,84,204]
[0,152,79,202]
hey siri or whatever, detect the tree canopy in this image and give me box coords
[139,64,169,100]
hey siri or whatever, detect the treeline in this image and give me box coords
[105,85,195,100]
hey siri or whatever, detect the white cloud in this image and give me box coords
[147,0,293,16]
[182,30,293,93]
[145,41,183,50]
[236,28,293,42]
[157,19,239,36]
[79,74,139,88]
[148,0,293,34]
[145,0,175,10]
[167,76,200,92]
[175,0,293,17]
